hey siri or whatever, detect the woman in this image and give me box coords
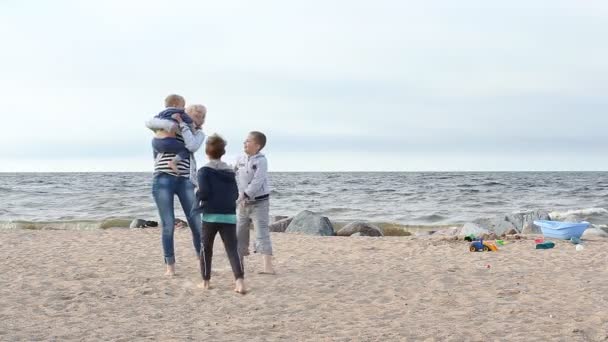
[148,103,207,276]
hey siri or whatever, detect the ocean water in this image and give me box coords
[1,172,608,230]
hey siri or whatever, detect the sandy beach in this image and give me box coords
[1,229,608,341]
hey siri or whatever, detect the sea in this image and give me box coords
[1,172,608,230]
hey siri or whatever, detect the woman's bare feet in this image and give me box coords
[165,264,176,276]
[259,254,275,275]
[197,280,210,290]
[234,278,246,294]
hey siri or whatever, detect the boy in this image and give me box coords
[146,94,201,173]
[235,131,274,274]
[195,134,246,294]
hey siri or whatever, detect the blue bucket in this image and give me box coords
[533,220,590,240]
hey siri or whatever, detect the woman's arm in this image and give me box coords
[179,123,205,153]
[145,118,176,132]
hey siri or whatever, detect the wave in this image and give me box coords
[415,214,447,222]
[549,208,608,221]
[482,182,506,186]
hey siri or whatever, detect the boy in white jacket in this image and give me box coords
[235,131,274,274]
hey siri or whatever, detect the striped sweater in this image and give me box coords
[154,133,190,177]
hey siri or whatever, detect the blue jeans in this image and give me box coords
[152,173,202,264]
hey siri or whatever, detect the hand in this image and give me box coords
[172,113,183,123]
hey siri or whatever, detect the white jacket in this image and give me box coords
[235,153,270,199]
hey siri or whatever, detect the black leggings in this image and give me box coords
[200,222,244,280]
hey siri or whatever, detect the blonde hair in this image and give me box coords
[186,104,207,128]
[164,94,185,108]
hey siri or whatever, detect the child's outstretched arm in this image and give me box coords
[244,157,268,199]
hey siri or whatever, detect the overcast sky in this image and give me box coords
[1,0,607,171]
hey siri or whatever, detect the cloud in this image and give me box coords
[0,0,607,171]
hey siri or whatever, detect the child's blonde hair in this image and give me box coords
[164,94,185,108]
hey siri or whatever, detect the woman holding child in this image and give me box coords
[147,95,206,276]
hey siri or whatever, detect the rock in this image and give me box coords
[480,232,498,240]
[504,228,518,236]
[272,215,289,223]
[492,219,518,236]
[351,232,362,237]
[582,228,608,239]
[506,210,550,233]
[471,217,516,236]
[459,223,490,237]
[285,210,335,236]
[336,221,384,237]
[130,219,147,228]
[129,219,158,228]
[507,210,551,234]
[174,218,188,228]
[471,210,549,236]
[269,217,293,233]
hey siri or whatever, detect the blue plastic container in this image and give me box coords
[533,220,590,240]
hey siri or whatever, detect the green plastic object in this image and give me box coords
[536,241,555,249]
[496,239,505,246]
[464,234,476,242]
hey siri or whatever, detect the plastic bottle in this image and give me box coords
[536,241,555,249]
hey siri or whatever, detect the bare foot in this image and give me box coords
[197,280,210,290]
[168,159,179,174]
[260,254,275,275]
[234,278,246,294]
[165,264,176,276]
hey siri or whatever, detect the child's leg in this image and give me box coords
[200,222,220,282]
[152,137,189,157]
[236,206,252,258]
[250,199,274,274]
[218,223,245,280]
[152,137,190,173]
[250,200,272,256]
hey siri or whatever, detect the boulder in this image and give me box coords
[582,228,608,239]
[471,217,516,236]
[505,228,518,236]
[130,219,147,229]
[506,210,550,233]
[285,210,335,236]
[471,210,549,236]
[459,223,490,237]
[351,232,362,237]
[272,215,289,223]
[480,232,498,240]
[269,217,293,233]
[129,219,158,228]
[336,221,384,237]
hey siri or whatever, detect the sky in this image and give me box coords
[1,0,607,171]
